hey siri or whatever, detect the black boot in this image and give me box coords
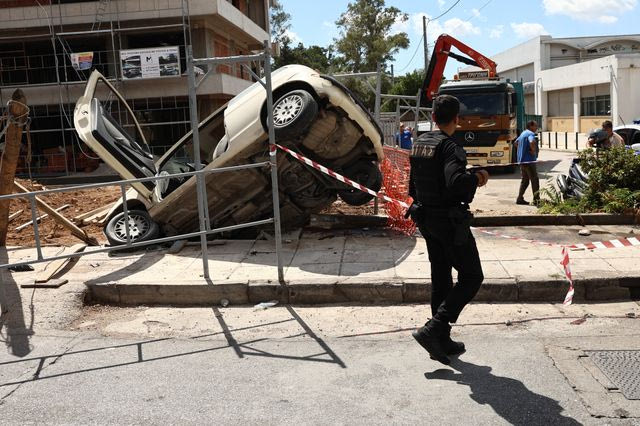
[441,324,465,356]
[412,318,451,365]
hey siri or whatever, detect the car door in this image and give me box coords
[74,70,156,200]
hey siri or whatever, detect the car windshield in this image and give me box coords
[456,92,507,116]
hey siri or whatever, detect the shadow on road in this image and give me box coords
[213,305,346,368]
[0,305,345,387]
[0,248,32,358]
[425,358,580,426]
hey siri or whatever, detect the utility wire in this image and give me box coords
[395,0,462,73]
[396,34,424,73]
[431,0,462,21]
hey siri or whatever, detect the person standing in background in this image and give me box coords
[515,120,540,206]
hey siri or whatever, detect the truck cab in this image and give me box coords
[438,79,518,168]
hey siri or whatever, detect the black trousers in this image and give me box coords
[418,220,484,324]
[518,163,540,201]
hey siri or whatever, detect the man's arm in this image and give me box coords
[442,143,481,203]
[528,134,537,156]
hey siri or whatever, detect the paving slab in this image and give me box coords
[4,225,640,306]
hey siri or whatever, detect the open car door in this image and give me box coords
[74,70,156,200]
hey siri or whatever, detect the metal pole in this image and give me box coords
[29,194,43,260]
[263,40,285,283]
[575,132,578,150]
[120,184,131,245]
[373,63,382,215]
[555,132,558,149]
[186,44,210,279]
[565,132,568,149]
[423,16,429,71]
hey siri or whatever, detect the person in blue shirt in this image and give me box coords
[515,120,540,205]
[395,123,413,150]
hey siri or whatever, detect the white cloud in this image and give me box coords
[391,14,409,35]
[285,29,302,44]
[470,8,487,21]
[409,12,481,40]
[438,0,446,9]
[322,21,339,40]
[510,22,549,39]
[542,0,637,23]
[489,25,504,39]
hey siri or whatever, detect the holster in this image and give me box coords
[448,207,473,245]
[405,201,424,223]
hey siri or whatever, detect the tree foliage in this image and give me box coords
[276,43,333,73]
[270,2,291,46]
[333,0,409,72]
[539,147,640,214]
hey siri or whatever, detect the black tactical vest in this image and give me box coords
[409,131,450,208]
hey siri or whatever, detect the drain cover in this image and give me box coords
[588,350,640,400]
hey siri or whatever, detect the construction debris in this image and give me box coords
[32,243,87,285]
[8,209,23,223]
[14,181,99,246]
[15,204,70,231]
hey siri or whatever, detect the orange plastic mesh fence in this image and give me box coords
[381,146,415,235]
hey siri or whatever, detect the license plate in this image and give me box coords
[466,149,478,153]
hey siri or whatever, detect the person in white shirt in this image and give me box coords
[588,120,624,148]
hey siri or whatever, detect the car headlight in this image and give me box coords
[490,151,504,157]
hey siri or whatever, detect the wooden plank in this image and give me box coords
[8,209,23,223]
[81,208,110,225]
[74,204,111,221]
[168,239,187,254]
[13,181,98,246]
[15,204,70,231]
[21,278,68,289]
[34,243,87,283]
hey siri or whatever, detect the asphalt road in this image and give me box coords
[1,303,639,425]
[473,149,576,215]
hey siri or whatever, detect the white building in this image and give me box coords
[464,34,640,132]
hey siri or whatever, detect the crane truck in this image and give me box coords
[419,34,534,171]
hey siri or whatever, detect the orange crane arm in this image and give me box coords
[420,34,497,107]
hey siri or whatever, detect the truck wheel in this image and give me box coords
[271,90,318,141]
[104,209,160,246]
[337,161,382,206]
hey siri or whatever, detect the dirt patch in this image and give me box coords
[320,199,386,216]
[5,179,120,246]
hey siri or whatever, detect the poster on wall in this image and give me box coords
[120,46,181,80]
[70,52,94,71]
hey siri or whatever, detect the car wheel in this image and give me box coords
[337,161,383,206]
[104,209,160,246]
[272,90,318,141]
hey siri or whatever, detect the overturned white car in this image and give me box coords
[74,65,384,245]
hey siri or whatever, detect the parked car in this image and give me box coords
[615,124,640,151]
[74,65,384,245]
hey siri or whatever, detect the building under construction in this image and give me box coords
[0,0,270,176]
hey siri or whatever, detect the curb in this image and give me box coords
[308,213,638,229]
[85,276,637,306]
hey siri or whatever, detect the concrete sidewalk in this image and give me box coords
[5,225,640,305]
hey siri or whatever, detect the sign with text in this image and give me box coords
[70,52,93,71]
[120,46,181,80]
[458,70,489,80]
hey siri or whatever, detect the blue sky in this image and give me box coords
[278,0,640,77]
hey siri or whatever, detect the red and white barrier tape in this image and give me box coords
[275,143,636,305]
[276,143,410,209]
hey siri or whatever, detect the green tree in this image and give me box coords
[333,0,409,72]
[270,1,291,47]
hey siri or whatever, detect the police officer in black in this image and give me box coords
[409,94,489,365]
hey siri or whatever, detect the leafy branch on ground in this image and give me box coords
[538,147,640,214]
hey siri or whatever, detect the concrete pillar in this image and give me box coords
[573,86,580,132]
[608,64,619,127]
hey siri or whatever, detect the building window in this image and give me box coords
[581,95,610,116]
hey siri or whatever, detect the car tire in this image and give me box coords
[272,90,318,141]
[337,161,383,206]
[104,209,160,246]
